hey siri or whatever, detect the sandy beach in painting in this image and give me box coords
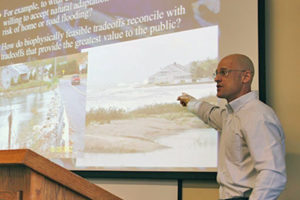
[84,116,208,153]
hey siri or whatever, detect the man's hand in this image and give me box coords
[177,93,195,107]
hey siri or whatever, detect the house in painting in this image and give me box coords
[0,63,30,89]
[148,62,192,85]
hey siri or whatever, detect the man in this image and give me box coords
[177,54,286,200]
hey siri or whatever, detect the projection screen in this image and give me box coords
[0,0,259,173]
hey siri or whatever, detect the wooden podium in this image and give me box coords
[0,149,122,200]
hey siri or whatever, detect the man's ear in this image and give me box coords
[242,70,252,83]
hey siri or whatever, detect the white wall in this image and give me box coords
[89,179,178,200]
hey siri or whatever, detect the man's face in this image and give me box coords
[214,58,245,102]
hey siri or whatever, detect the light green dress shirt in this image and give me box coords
[188,91,286,200]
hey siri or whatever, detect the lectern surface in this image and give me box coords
[0,149,122,200]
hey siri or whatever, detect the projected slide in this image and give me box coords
[0,0,258,171]
[79,27,218,170]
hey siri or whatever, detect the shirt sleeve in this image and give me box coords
[187,99,224,131]
[243,112,287,200]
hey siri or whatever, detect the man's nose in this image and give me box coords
[214,74,221,82]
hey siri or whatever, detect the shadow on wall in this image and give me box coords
[279,153,300,200]
[182,180,219,200]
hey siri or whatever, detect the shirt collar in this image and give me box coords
[226,91,258,113]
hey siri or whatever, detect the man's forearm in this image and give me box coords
[187,100,223,130]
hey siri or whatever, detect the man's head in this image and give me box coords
[214,54,254,102]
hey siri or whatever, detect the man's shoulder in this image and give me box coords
[240,98,278,121]
[247,98,272,110]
